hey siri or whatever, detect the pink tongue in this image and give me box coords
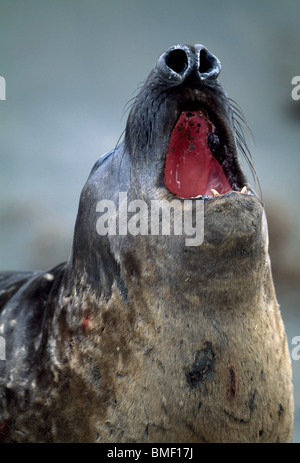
[163,111,232,198]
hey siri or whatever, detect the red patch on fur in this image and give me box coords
[82,307,89,334]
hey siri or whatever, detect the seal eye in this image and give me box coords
[165,49,189,75]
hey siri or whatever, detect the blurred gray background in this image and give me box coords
[0,0,299,442]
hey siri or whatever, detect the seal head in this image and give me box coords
[125,44,249,199]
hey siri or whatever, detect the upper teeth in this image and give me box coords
[210,186,248,197]
[211,189,220,197]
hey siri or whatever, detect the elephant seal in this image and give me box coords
[0,44,294,443]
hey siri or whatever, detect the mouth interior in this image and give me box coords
[164,111,232,198]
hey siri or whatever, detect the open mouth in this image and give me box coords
[163,110,246,199]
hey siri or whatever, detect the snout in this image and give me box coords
[156,44,221,84]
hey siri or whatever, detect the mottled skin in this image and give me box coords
[0,44,294,442]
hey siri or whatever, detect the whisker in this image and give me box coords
[229,98,262,198]
[121,95,139,121]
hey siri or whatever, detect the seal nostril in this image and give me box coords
[199,48,220,78]
[165,49,189,75]
[199,48,215,74]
